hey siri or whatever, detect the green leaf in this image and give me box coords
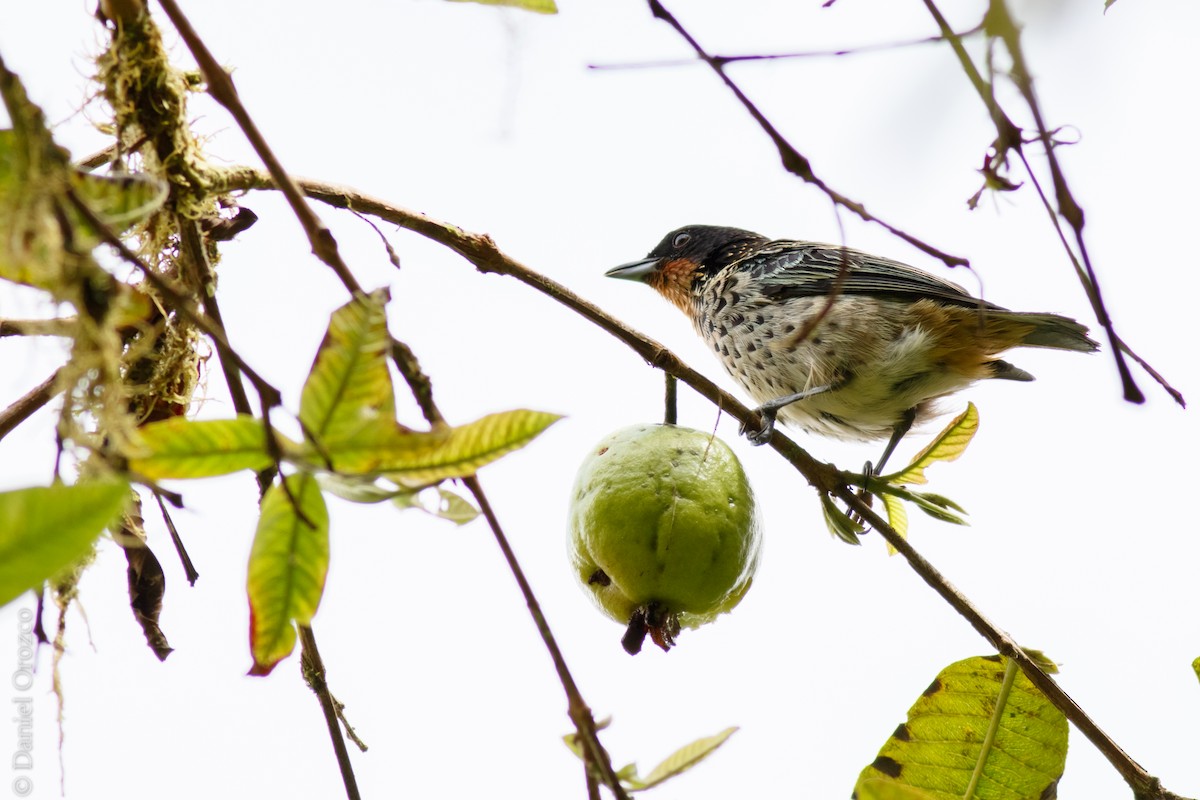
[562,723,737,794]
[0,118,165,291]
[311,409,560,483]
[446,0,557,13]
[632,726,738,791]
[1023,649,1060,676]
[861,482,969,528]
[247,473,329,676]
[905,491,969,526]
[68,168,167,235]
[820,494,864,545]
[0,480,131,607]
[126,416,275,479]
[299,289,396,445]
[428,487,479,525]
[885,403,978,486]
[393,486,480,526]
[854,655,1067,800]
[1193,657,1200,685]
[316,473,412,504]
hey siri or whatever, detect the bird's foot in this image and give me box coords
[739,406,778,446]
[847,460,877,531]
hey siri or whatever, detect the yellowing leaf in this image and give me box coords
[387,409,561,484]
[885,404,978,486]
[247,473,329,676]
[68,168,167,236]
[563,724,737,794]
[428,487,479,526]
[881,492,908,555]
[856,779,937,800]
[127,416,275,479]
[313,409,560,484]
[634,726,738,791]
[300,290,396,445]
[854,655,1067,800]
[0,480,131,607]
[446,0,557,13]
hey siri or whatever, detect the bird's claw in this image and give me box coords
[847,460,876,530]
[740,408,777,446]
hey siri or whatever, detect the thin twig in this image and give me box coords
[646,0,969,270]
[587,25,983,70]
[177,218,277,494]
[61,190,283,421]
[381,299,633,800]
[298,624,362,800]
[153,491,198,586]
[0,368,63,443]
[0,318,76,337]
[465,476,632,800]
[922,0,1181,407]
[155,0,363,295]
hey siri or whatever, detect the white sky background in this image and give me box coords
[2,0,1198,798]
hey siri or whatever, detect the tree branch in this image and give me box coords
[233,169,1191,800]
[0,368,63,444]
[646,0,969,270]
[298,624,362,800]
[586,24,983,70]
[155,0,363,295]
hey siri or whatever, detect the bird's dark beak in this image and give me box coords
[605,257,660,283]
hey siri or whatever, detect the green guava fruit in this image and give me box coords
[568,423,762,654]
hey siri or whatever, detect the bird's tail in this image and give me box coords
[1001,311,1100,353]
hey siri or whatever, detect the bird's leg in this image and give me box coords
[740,383,837,446]
[850,407,917,528]
[872,406,917,478]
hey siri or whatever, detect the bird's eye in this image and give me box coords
[672,232,692,249]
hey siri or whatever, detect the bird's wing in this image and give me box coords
[744,240,1002,310]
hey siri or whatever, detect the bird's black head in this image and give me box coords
[606,225,768,313]
[643,225,769,274]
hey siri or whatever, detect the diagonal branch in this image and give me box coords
[0,368,63,444]
[646,0,970,270]
[154,0,363,295]
[234,169,1190,800]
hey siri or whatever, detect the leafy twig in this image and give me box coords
[921,0,1182,407]
[146,7,634,791]
[465,476,632,800]
[833,487,1188,800]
